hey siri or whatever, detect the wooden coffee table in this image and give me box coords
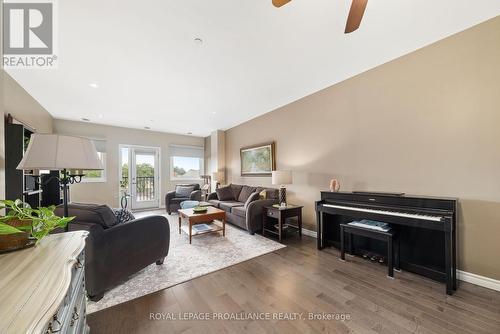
[178,206,226,244]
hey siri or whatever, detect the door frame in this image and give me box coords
[119,144,161,210]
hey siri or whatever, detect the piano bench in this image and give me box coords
[339,224,400,278]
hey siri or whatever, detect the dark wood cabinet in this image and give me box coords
[4,122,61,206]
[4,123,25,202]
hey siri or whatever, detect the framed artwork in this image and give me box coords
[240,142,276,176]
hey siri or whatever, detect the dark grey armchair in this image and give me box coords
[165,183,202,214]
[55,203,170,301]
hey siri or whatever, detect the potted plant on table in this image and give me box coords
[0,199,75,253]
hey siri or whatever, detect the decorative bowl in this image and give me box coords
[192,206,208,213]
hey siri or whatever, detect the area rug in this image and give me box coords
[87,214,285,313]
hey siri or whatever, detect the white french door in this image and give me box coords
[120,146,160,210]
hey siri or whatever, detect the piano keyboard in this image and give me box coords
[323,204,443,222]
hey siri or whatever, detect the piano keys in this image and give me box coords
[315,191,458,295]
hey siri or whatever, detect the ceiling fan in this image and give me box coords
[272,0,369,34]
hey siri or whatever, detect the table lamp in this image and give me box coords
[272,170,292,206]
[212,171,224,189]
[17,134,103,231]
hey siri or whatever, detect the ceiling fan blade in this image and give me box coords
[272,0,292,8]
[345,0,368,33]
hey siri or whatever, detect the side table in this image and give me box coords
[263,205,303,242]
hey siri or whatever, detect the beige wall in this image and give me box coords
[53,119,204,208]
[2,72,53,133]
[1,72,54,199]
[226,17,500,280]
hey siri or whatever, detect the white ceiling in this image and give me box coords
[7,0,500,137]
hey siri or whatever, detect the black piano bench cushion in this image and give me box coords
[216,185,235,201]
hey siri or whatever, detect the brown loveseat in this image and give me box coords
[207,184,279,234]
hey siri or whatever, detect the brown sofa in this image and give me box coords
[207,184,279,234]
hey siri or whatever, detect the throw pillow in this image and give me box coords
[112,208,136,225]
[237,186,257,203]
[230,184,243,200]
[175,185,195,198]
[216,185,235,201]
[244,192,261,208]
[259,189,267,199]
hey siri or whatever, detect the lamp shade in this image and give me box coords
[272,170,292,185]
[16,134,103,171]
[212,171,224,183]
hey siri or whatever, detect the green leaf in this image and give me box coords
[0,223,24,235]
[16,225,32,232]
[1,200,15,206]
[0,199,73,241]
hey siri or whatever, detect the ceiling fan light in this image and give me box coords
[272,0,292,8]
[345,0,369,34]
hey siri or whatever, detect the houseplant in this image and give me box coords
[0,199,75,252]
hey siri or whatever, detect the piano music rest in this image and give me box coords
[340,223,400,278]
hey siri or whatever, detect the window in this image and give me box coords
[170,145,204,181]
[82,152,107,183]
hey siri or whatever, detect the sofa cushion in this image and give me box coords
[175,185,195,198]
[230,184,243,200]
[216,185,235,201]
[238,186,257,203]
[244,192,260,208]
[232,206,247,218]
[219,201,244,213]
[58,203,117,229]
[208,199,222,208]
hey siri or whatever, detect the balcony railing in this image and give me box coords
[121,176,155,201]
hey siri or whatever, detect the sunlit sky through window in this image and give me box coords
[121,148,199,171]
[173,156,200,171]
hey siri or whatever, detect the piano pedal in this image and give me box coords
[378,257,385,264]
[362,253,369,259]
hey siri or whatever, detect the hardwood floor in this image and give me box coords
[88,236,500,334]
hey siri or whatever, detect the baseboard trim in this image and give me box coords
[302,228,317,238]
[301,228,500,292]
[458,270,500,292]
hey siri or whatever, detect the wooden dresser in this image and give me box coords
[0,231,89,334]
